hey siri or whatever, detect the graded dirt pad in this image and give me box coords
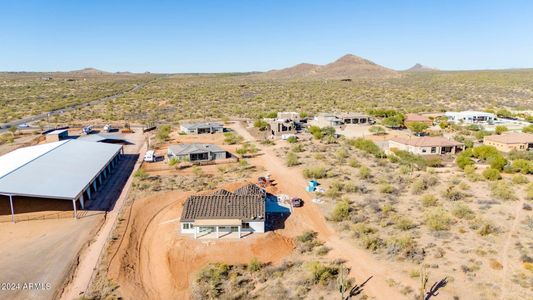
[109,189,294,300]
[0,216,104,300]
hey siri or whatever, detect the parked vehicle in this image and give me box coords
[291,197,303,207]
[17,123,30,128]
[144,150,156,162]
[82,125,93,135]
[103,124,112,132]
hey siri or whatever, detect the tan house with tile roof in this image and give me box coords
[404,113,433,127]
[388,136,464,155]
[180,184,266,239]
[483,132,533,153]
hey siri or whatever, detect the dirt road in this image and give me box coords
[229,121,416,300]
[59,137,146,299]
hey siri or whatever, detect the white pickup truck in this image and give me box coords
[144,150,156,162]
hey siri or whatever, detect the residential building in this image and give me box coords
[445,111,497,124]
[277,111,300,121]
[310,112,372,128]
[404,113,433,127]
[179,122,224,134]
[180,183,266,239]
[167,143,228,162]
[483,132,533,152]
[388,136,464,155]
[268,119,296,136]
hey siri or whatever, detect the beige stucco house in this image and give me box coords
[483,132,533,153]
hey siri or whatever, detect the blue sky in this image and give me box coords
[1,1,532,72]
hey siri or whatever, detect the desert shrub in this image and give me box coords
[348,158,360,168]
[286,152,299,167]
[525,182,533,200]
[306,261,339,286]
[297,231,318,243]
[456,150,474,169]
[249,257,262,272]
[511,159,532,174]
[156,124,171,141]
[411,176,439,194]
[133,168,148,179]
[425,208,452,231]
[253,119,269,131]
[523,124,533,133]
[482,168,501,181]
[407,121,429,134]
[511,174,529,184]
[303,165,326,179]
[343,182,358,193]
[223,132,243,145]
[394,216,415,231]
[442,185,466,201]
[369,125,386,135]
[452,202,475,220]
[478,221,498,236]
[382,114,405,128]
[359,166,371,179]
[348,138,385,158]
[291,143,304,152]
[495,125,508,135]
[386,233,416,255]
[286,135,298,143]
[390,149,427,170]
[360,234,383,251]
[490,181,516,200]
[330,200,350,222]
[421,194,438,207]
[379,183,395,194]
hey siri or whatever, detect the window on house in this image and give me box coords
[422,149,427,153]
[182,223,192,229]
[242,223,251,229]
[431,147,436,153]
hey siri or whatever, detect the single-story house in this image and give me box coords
[269,119,296,136]
[445,111,497,124]
[167,143,228,162]
[404,113,433,127]
[277,111,300,121]
[45,129,69,142]
[338,113,372,125]
[388,136,464,155]
[180,183,266,238]
[0,140,123,222]
[311,113,372,128]
[180,122,224,134]
[483,132,533,153]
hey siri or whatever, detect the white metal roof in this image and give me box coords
[0,140,121,200]
[0,141,67,179]
[46,129,68,135]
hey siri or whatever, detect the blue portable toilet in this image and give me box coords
[306,185,315,192]
[309,180,319,188]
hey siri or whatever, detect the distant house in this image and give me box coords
[277,111,300,121]
[45,129,69,143]
[404,113,433,127]
[445,111,497,124]
[167,143,228,162]
[180,183,266,239]
[388,136,464,155]
[179,122,224,134]
[311,113,372,128]
[483,132,533,153]
[268,119,296,136]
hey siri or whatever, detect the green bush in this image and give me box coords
[526,183,533,200]
[287,135,298,143]
[495,125,508,135]
[482,168,501,181]
[253,119,269,131]
[286,152,299,167]
[348,138,385,158]
[456,151,474,169]
[359,166,371,179]
[330,200,350,222]
[511,159,532,174]
[452,202,474,219]
[156,124,171,141]
[511,174,529,184]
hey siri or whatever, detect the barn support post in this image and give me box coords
[72,199,78,219]
[9,195,15,223]
[98,174,103,185]
[238,225,241,239]
[216,226,219,238]
[194,226,198,239]
[84,189,89,203]
[93,180,97,192]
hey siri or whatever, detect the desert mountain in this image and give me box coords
[405,63,439,72]
[257,54,399,80]
[68,67,110,75]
